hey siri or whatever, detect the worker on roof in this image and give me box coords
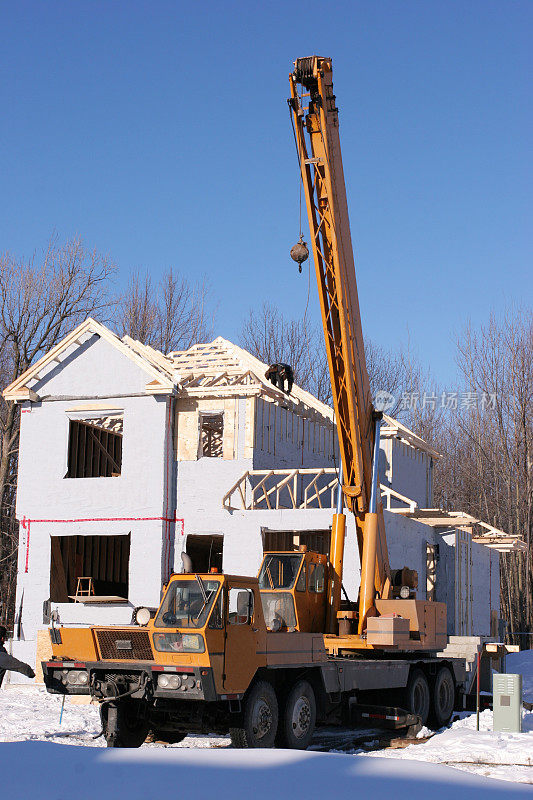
[0,626,35,687]
[265,363,294,395]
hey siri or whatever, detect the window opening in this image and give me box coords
[199,413,223,458]
[262,529,331,556]
[50,534,130,603]
[66,415,123,478]
[185,534,223,573]
[426,543,437,601]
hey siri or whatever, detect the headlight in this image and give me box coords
[153,633,205,653]
[66,670,88,685]
[135,607,151,626]
[157,674,182,690]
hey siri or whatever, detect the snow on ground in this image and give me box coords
[364,708,533,785]
[2,740,532,800]
[362,649,533,785]
[0,685,222,750]
[1,685,532,790]
[1,650,532,794]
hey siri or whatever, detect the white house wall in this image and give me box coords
[440,532,500,637]
[12,335,172,671]
[252,398,337,470]
[379,438,433,508]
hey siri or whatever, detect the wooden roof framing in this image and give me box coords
[2,322,443,461]
[380,415,441,459]
[390,507,526,553]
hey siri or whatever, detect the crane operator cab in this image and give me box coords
[257,547,328,633]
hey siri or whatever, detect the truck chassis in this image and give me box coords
[43,652,466,748]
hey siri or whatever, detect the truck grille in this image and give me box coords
[95,629,154,661]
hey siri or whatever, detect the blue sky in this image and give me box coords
[1,1,531,386]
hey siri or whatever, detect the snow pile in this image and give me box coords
[1,741,531,800]
[364,651,533,785]
[366,708,533,784]
[0,685,224,749]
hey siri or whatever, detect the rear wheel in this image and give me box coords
[101,700,150,748]
[428,666,455,728]
[230,681,278,748]
[401,669,430,726]
[277,680,316,750]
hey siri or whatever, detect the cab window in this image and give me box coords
[296,561,306,591]
[155,578,220,628]
[258,554,303,589]
[228,588,254,625]
[208,588,224,629]
[309,563,325,593]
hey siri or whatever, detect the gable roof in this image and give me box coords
[167,336,334,421]
[3,320,439,455]
[3,318,176,402]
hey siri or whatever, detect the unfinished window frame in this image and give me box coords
[65,411,124,479]
[198,411,224,459]
[50,533,131,603]
[185,533,224,573]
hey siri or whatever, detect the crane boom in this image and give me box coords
[289,56,391,632]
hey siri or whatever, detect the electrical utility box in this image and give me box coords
[493,673,522,732]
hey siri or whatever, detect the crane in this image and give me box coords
[288,56,431,645]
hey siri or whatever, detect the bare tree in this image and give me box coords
[432,308,533,644]
[240,302,428,413]
[240,302,331,402]
[117,269,214,353]
[0,235,115,625]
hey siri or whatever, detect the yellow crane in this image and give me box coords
[289,56,439,647]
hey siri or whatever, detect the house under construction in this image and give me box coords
[3,318,524,677]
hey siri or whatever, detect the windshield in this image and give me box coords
[258,554,303,590]
[155,579,220,629]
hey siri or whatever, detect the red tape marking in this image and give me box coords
[19,513,184,575]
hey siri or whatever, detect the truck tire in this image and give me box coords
[230,681,278,748]
[277,680,316,750]
[428,666,455,728]
[101,700,150,748]
[401,669,430,726]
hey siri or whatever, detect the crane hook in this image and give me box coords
[290,234,309,273]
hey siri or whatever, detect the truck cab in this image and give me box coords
[44,571,267,699]
[257,548,328,633]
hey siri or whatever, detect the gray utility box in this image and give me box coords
[493,673,522,732]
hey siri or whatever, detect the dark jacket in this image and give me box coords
[0,643,35,687]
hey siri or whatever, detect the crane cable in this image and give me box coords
[289,91,339,486]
